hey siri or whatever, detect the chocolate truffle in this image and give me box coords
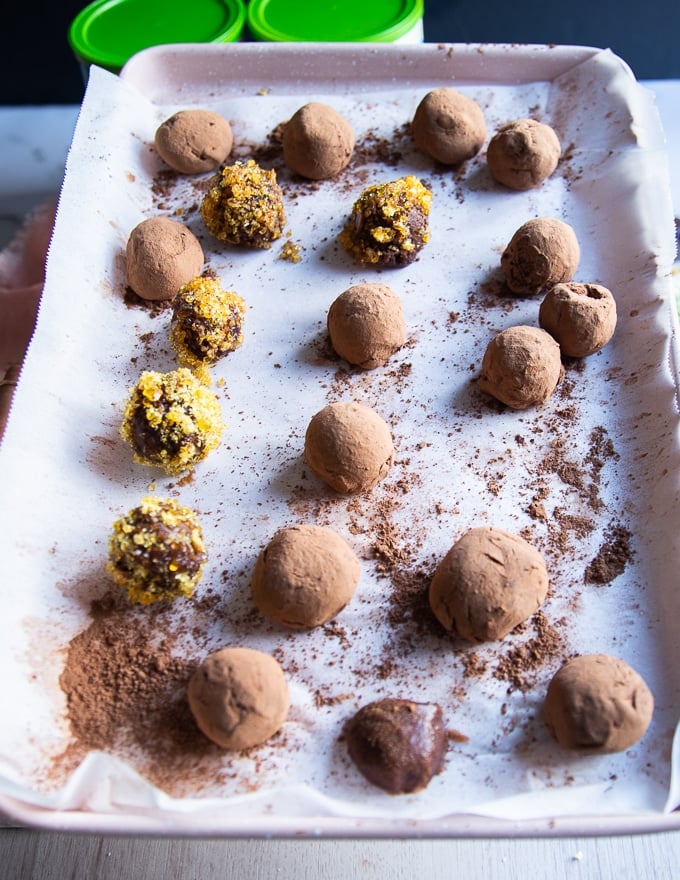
[200,159,286,248]
[327,282,407,370]
[251,524,360,629]
[120,368,224,475]
[107,496,207,605]
[539,282,617,357]
[304,401,394,494]
[429,527,549,642]
[188,647,290,750]
[344,698,447,794]
[487,119,561,190]
[501,217,580,296]
[478,325,562,410]
[126,216,204,302]
[170,275,246,381]
[411,87,486,165]
[282,102,354,180]
[544,654,654,753]
[154,109,233,174]
[338,176,431,267]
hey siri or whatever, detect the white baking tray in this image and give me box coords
[0,43,679,837]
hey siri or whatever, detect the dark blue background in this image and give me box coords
[3,1,679,105]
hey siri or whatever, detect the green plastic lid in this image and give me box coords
[69,0,247,72]
[247,0,423,42]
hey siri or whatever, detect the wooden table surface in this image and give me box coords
[1,81,679,880]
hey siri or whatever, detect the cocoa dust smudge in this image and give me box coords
[584,522,633,585]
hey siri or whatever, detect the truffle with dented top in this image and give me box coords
[188,647,290,750]
[107,496,207,605]
[429,526,549,642]
[487,119,561,190]
[251,524,361,629]
[327,282,406,370]
[154,108,234,174]
[125,216,204,302]
[339,176,431,267]
[304,400,394,494]
[282,102,355,180]
[200,159,286,248]
[411,87,486,165]
[539,281,617,357]
[170,275,246,381]
[344,698,447,794]
[119,367,224,475]
[544,654,654,752]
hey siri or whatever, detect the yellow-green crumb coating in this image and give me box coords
[120,368,224,475]
[170,276,246,380]
[107,496,207,604]
[338,176,432,267]
[200,159,286,248]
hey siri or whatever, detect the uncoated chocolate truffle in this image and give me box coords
[154,109,233,174]
[304,401,394,494]
[283,102,355,180]
[477,325,562,410]
[344,698,447,794]
[487,119,561,190]
[501,217,580,296]
[327,282,407,370]
[126,216,204,302]
[411,87,486,165]
[251,524,360,629]
[544,654,654,753]
[539,282,617,357]
[188,647,290,750]
[429,526,549,642]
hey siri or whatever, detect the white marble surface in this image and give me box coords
[0,80,679,878]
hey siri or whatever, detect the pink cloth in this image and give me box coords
[0,198,56,373]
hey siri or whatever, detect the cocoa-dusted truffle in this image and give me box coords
[107,496,206,605]
[411,87,486,165]
[200,159,286,248]
[170,275,246,381]
[487,119,561,190]
[501,217,580,296]
[251,524,360,629]
[338,176,432,267]
[154,109,233,174]
[327,282,406,370]
[283,102,354,180]
[478,325,562,410]
[344,698,447,794]
[304,401,394,494]
[539,282,617,357]
[544,654,654,753]
[120,368,224,475]
[126,216,204,302]
[429,527,549,642]
[188,647,289,750]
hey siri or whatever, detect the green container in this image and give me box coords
[68,0,247,73]
[246,0,424,43]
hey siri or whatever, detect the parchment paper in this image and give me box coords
[0,43,679,835]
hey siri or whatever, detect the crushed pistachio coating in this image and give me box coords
[107,496,207,604]
[200,159,286,248]
[170,276,246,382]
[120,368,224,475]
[338,176,432,267]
